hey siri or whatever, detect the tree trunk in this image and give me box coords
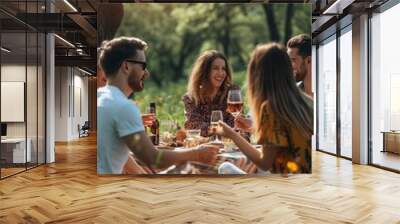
[222,7,231,58]
[173,31,203,81]
[284,4,294,44]
[263,4,280,42]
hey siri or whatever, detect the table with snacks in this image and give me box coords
[156,140,262,175]
[139,114,260,174]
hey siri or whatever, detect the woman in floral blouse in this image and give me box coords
[183,50,236,137]
[216,43,313,174]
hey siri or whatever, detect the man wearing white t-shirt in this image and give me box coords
[97,37,218,174]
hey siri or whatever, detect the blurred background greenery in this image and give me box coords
[115,3,311,131]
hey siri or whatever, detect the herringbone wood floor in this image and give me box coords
[1,135,399,223]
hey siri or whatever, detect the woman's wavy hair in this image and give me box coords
[187,50,233,105]
[247,43,313,141]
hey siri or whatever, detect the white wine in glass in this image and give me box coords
[210,110,223,143]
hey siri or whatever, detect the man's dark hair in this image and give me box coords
[99,37,147,77]
[286,34,311,58]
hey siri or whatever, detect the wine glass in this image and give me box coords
[160,120,176,146]
[227,89,243,131]
[210,110,223,143]
[227,89,243,118]
[185,129,201,148]
[142,113,155,127]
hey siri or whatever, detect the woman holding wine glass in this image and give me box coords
[215,43,313,174]
[183,50,238,137]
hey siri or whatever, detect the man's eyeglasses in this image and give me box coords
[126,59,147,71]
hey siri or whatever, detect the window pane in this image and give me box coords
[340,27,352,158]
[371,3,400,171]
[317,35,337,154]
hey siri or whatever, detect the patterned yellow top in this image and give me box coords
[258,104,312,174]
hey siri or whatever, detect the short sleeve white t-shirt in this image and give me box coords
[97,85,145,174]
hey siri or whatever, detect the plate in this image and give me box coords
[217,151,246,159]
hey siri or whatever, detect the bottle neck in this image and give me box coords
[149,107,156,115]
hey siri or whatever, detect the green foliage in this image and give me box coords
[292,5,312,36]
[116,3,311,86]
[117,3,310,128]
[134,79,188,127]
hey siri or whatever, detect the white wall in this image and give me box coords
[54,67,89,141]
[1,65,35,138]
[55,66,69,141]
[73,73,89,137]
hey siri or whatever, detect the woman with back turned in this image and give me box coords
[217,43,313,174]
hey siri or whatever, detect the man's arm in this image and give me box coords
[123,154,148,174]
[122,131,217,169]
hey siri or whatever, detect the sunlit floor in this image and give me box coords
[316,147,400,172]
[372,150,400,171]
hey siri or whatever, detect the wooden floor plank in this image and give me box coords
[0,135,399,223]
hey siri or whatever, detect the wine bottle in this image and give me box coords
[149,102,160,145]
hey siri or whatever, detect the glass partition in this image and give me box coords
[1,27,28,178]
[0,1,46,179]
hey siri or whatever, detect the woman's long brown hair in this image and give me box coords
[187,50,233,105]
[247,43,313,142]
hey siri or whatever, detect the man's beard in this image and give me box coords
[128,72,144,92]
[295,64,307,82]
